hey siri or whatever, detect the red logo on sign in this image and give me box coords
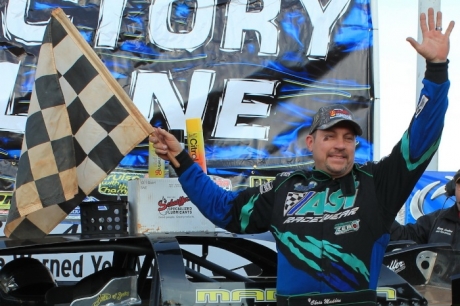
[157,196,190,211]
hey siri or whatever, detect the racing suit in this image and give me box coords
[391,203,460,250]
[173,61,449,305]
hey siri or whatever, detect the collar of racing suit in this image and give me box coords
[305,167,357,197]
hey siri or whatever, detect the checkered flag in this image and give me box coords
[284,192,307,215]
[4,8,153,239]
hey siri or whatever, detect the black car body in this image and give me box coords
[0,231,429,305]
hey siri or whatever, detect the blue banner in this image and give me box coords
[403,171,457,224]
[0,0,375,200]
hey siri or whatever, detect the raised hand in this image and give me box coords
[406,8,455,63]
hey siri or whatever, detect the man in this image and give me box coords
[391,170,460,250]
[150,8,454,306]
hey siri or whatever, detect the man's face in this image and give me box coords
[306,123,356,178]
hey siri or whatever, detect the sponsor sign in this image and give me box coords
[127,178,215,233]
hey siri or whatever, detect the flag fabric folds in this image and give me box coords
[4,8,153,239]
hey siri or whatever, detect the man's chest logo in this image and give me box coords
[284,187,357,216]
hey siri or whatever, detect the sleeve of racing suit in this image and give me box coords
[389,213,436,244]
[372,61,450,221]
[175,150,275,233]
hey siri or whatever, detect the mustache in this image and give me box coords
[328,150,348,158]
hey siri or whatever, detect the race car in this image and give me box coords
[0,230,432,306]
[383,241,458,306]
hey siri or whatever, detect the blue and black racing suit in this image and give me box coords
[172,61,449,305]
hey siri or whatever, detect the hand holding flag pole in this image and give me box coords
[149,128,180,168]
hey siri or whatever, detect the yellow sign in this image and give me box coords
[376,287,397,301]
[196,287,397,303]
[196,289,276,303]
[98,171,145,196]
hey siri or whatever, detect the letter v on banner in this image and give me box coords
[4,8,154,239]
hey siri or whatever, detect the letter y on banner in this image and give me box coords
[4,8,153,239]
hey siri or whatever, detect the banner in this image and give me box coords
[401,171,458,225]
[0,0,375,202]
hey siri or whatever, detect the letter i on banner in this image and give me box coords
[186,118,207,173]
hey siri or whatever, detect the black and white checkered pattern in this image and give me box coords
[284,192,306,215]
[5,8,153,239]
